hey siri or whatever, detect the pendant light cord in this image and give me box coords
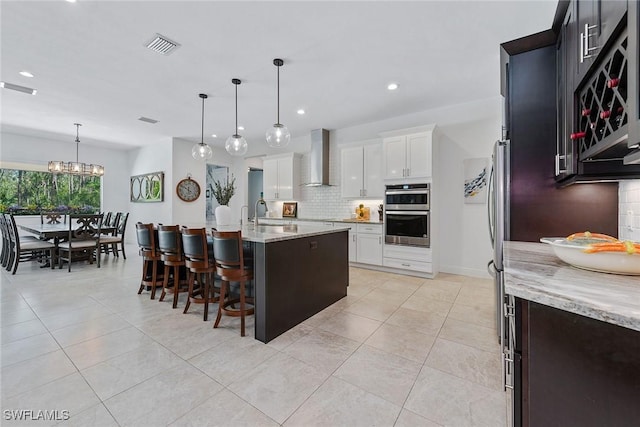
[276,64,280,125]
[235,83,238,136]
[75,124,80,163]
[201,95,205,144]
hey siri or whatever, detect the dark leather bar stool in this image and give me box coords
[211,229,254,337]
[157,224,190,309]
[136,222,164,299]
[181,227,219,321]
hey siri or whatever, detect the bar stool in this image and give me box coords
[157,224,190,309]
[136,222,164,299]
[211,229,255,337]
[181,227,218,321]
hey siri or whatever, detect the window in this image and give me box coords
[0,168,101,214]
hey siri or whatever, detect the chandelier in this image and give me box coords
[48,123,104,176]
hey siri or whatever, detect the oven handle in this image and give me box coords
[385,211,429,215]
[385,190,429,195]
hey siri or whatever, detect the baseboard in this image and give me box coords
[439,264,491,279]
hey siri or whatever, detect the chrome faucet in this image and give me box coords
[240,205,249,226]
[254,192,268,227]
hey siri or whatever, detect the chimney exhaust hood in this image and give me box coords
[305,129,331,186]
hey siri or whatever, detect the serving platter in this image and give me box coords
[540,237,640,275]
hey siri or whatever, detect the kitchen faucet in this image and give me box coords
[254,192,268,227]
[240,205,249,226]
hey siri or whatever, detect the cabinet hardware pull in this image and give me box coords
[555,154,567,175]
[378,236,381,244]
[401,263,410,267]
[406,168,410,176]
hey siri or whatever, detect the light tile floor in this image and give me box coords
[1,244,506,426]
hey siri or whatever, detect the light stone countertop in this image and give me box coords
[504,241,640,332]
[210,223,350,244]
[259,217,384,225]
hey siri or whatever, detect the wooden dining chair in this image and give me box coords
[5,213,55,274]
[100,212,128,258]
[181,227,219,321]
[211,229,255,336]
[57,214,103,272]
[40,211,67,225]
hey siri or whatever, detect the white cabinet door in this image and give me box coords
[341,146,364,198]
[356,233,382,265]
[363,144,383,197]
[348,231,357,262]
[383,136,406,179]
[277,157,294,200]
[407,132,432,178]
[262,158,279,200]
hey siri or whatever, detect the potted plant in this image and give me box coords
[211,175,236,225]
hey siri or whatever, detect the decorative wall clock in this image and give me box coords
[176,176,201,202]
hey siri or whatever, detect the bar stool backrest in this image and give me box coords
[181,227,210,264]
[135,222,157,257]
[158,225,183,257]
[212,230,245,270]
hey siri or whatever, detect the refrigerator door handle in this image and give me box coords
[487,164,495,248]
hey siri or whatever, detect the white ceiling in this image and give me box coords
[1,1,557,154]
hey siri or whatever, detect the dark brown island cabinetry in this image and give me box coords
[515,299,640,427]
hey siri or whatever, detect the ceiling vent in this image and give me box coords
[138,116,159,124]
[144,33,180,55]
[0,81,37,95]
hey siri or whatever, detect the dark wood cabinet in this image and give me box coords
[515,299,640,427]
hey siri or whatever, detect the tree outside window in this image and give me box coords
[0,168,101,214]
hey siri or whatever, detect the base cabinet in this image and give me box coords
[383,244,432,274]
[355,223,382,265]
[514,299,640,427]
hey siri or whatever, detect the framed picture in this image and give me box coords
[130,171,164,203]
[283,202,297,218]
[463,158,488,204]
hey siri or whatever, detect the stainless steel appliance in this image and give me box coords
[384,183,430,247]
[487,140,519,426]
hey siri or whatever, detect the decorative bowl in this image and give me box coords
[540,237,640,275]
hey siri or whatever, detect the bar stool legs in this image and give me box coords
[214,278,254,337]
[183,271,218,321]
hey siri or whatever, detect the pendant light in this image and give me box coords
[265,58,291,148]
[48,123,104,176]
[192,93,213,161]
[225,78,248,156]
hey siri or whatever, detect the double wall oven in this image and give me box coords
[384,183,430,247]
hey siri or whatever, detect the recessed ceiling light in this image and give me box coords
[211,134,217,138]
[138,116,158,124]
[297,109,305,115]
[1,81,37,95]
[238,126,245,131]
[66,0,77,3]
[387,83,399,91]
[19,71,34,78]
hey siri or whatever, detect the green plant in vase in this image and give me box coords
[212,175,236,226]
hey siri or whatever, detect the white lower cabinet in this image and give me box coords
[383,244,432,273]
[355,223,383,265]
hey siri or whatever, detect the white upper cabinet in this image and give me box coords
[382,129,433,180]
[341,142,383,198]
[262,153,301,200]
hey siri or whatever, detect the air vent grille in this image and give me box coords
[138,117,159,124]
[0,81,37,95]
[145,33,180,55]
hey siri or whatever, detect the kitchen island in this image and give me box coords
[215,223,349,343]
[504,241,640,426]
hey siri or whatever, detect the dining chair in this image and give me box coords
[103,212,113,229]
[211,229,255,336]
[136,222,164,299]
[57,214,103,272]
[100,212,128,258]
[40,211,67,225]
[157,224,190,309]
[5,213,55,274]
[181,227,219,321]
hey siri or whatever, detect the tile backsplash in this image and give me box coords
[619,180,640,241]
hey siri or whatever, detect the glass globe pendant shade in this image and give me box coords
[225,134,248,156]
[192,142,213,160]
[266,123,291,148]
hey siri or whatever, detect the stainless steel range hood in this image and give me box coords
[305,128,331,186]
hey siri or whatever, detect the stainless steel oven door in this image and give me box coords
[385,210,430,247]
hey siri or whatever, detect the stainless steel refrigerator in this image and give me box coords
[488,139,518,426]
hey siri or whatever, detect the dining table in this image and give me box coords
[17,223,116,267]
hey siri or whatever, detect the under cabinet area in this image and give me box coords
[382,128,433,181]
[262,153,301,200]
[340,142,383,198]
